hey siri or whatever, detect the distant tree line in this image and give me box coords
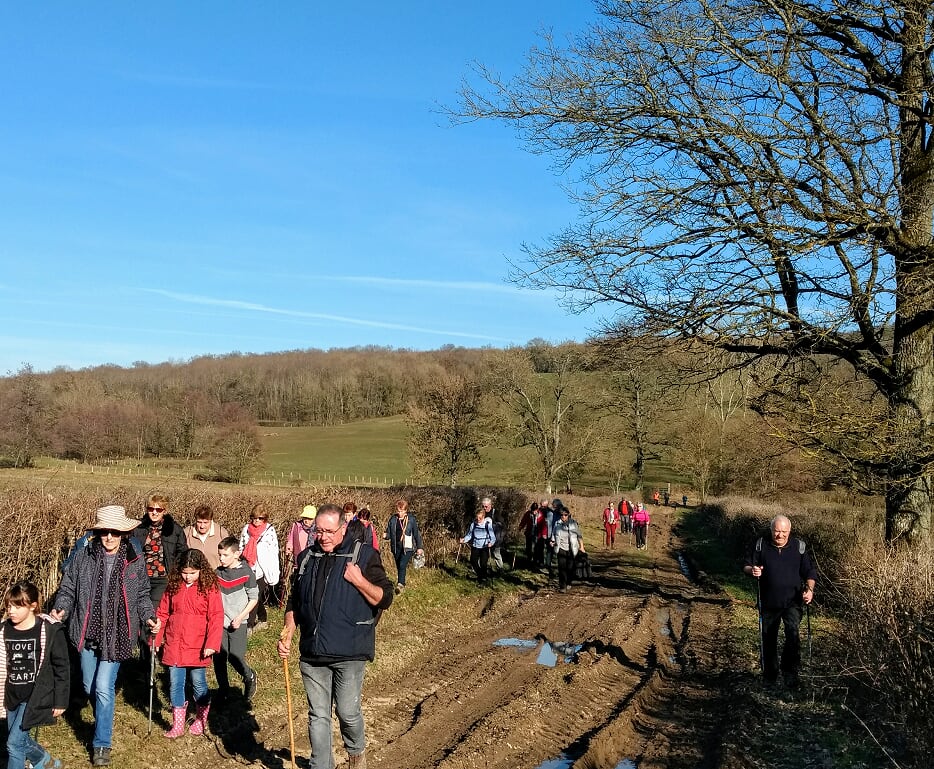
[0,340,837,496]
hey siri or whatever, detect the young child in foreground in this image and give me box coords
[0,580,69,769]
[155,548,224,738]
[215,536,259,703]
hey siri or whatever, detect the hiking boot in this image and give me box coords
[395,583,405,595]
[244,670,257,701]
[91,748,111,767]
[784,671,800,690]
[347,752,367,769]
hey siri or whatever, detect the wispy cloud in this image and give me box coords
[145,289,512,342]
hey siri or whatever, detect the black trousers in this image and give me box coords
[469,546,490,582]
[761,604,803,680]
[556,549,575,589]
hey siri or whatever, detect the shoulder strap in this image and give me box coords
[755,537,763,552]
[798,539,806,555]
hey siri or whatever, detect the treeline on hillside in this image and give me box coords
[0,339,844,496]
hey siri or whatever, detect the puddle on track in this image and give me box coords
[493,637,583,666]
[533,753,636,769]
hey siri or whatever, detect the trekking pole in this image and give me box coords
[806,602,812,674]
[455,542,463,564]
[147,635,157,735]
[755,577,765,675]
[283,657,297,769]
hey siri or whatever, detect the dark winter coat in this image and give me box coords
[0,617,70,729]
[53,536,155,656]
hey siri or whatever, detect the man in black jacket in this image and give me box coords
[744,515,816,689]
[277,505,393,769]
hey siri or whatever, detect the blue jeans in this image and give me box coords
[299,659,366,768]
[79,648,121,749]
[6,701,46,769]
[395,551,413,586]
[168,665,209,707]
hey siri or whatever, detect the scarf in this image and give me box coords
[85,538,132,661]
[144,519,166,579]
[243,521,266,567]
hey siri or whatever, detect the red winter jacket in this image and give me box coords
[155,582,224,667]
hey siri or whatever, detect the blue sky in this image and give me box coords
[0,1,605,373]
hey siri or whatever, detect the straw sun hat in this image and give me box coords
[90,505,139,532]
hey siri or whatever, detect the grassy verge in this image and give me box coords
[676,504,890,769]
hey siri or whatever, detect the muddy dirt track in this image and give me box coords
[247,509,736,769]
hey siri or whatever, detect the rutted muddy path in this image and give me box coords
[362,513,734,769]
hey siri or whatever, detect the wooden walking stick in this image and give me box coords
[283,657,297,769]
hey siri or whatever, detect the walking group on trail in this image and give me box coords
[7,487,813,769]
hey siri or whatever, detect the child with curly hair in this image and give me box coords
[155,549,223,738]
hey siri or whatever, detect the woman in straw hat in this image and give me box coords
[52,505,159,768]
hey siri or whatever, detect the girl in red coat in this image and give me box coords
[155,549,223,738]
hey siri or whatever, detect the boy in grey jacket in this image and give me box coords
[215,536,259,702]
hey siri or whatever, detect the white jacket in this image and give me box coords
[240,523,281,584]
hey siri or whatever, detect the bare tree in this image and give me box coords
[459,0,934,541]
[487,346,596,495]
[0,364,49,467]
[406,371,485,487]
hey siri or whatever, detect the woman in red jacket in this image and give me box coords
[155,549,224,738]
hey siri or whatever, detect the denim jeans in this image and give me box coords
[6,701,46,769]
[394,551,413,586]
[169,665,209,707]
[79,648,121,748]
[299,659,366,769]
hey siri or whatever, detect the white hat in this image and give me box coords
[91,505,139,532]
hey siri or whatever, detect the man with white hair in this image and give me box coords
[744,515,817,689]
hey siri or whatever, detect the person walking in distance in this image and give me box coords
[743,515,816,689]
[602,502,618,548]
[519,502,539,564]
[277,505,393,769]
[461,508,496,586]
[632,504,650,550]
[550,507,585,592]
[384,499,424,594]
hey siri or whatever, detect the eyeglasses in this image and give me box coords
[146,507,165,513]
[251,516,267,521]
[316,524,345,537]
[98,529,124,538]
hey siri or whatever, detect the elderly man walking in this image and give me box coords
[744,514,816,689]
[278,505,393,769]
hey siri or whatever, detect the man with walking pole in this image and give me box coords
[744,515,816,690]
[278,505,393,769]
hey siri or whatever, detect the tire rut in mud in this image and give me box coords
[365,517,733,769]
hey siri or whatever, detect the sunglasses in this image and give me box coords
[97,529,125,538]
[146,507,165,513]
[251,516,267,521]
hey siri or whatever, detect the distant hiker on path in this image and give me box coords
[551,507,585,593]
[743,515,816,689]
[384,499,424,594]
[632,504,650,550]
[603,502,619,548]
[278,504,394,769]
[461,508,496,586]
[519,502,539,564]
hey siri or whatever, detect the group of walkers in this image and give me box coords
[600,499,652,549]
[515,498,586,592]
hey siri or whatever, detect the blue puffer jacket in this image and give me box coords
[292,536,392,662]
[53,537,155,658]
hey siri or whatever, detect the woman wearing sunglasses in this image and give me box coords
[132,495,187,607]
[52,505,159,767]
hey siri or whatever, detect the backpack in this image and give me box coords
[754,536,806,559]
